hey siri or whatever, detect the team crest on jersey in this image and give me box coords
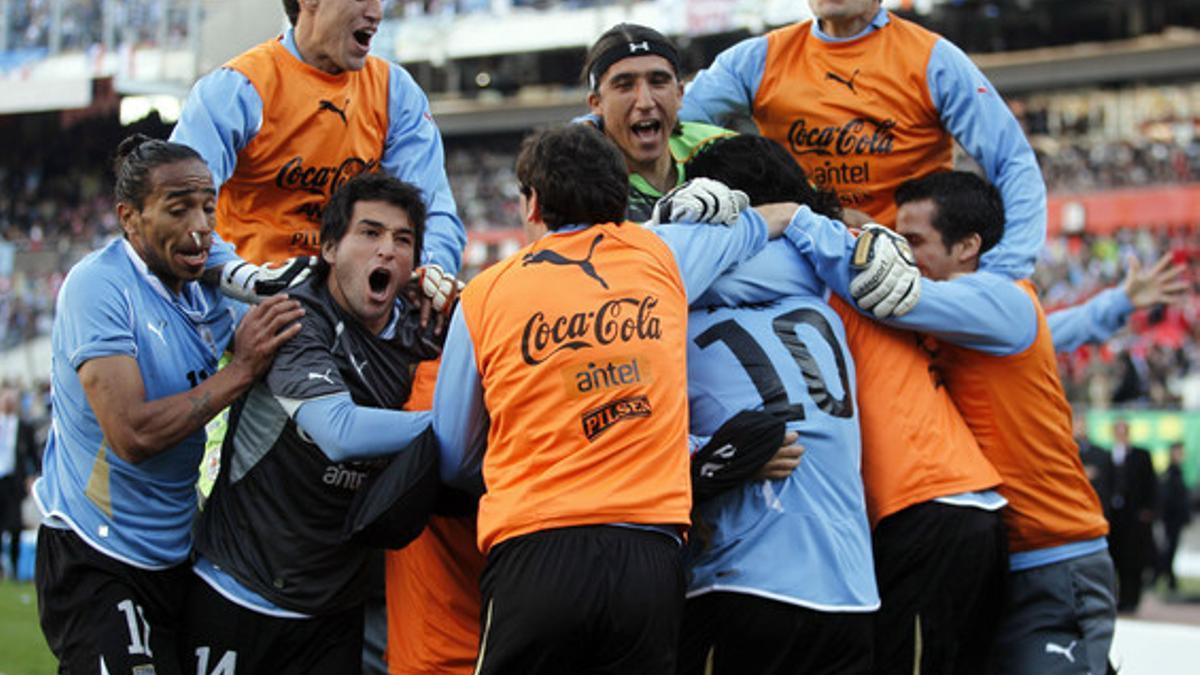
[581,394,652,441]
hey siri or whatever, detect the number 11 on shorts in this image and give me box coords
[116,599,152,657]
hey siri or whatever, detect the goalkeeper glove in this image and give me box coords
[691,410,786,503]
[219,256,316,304]
[849,224,921,318]
[650,178,751,227]
[412,264,465,315]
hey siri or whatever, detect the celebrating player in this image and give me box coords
[678,135,880,674]
[32,135,303,674]
[181,173,442,673]
[172,0,466,318]
[682,0,1045,281]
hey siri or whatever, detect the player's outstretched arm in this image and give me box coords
[1048,252,1188,352]
[295,396,431,462]
[218,256,318,303]
[80,295,304,464]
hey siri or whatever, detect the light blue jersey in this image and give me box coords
[687,245,878,612]
[34,239,240,569]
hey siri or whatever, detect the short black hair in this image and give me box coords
[582,23,680,91]
[894,171,1004,256]
[113,133,206,211]
[318,172,427,276]
[686,135,843,219]
[515,125,628,230]
[283,0,299,26]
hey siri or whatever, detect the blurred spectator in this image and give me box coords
[1156,441,1191,593]
[0,386,37,579]
[3,0,185,57]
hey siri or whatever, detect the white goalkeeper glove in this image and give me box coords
[849,224,921,318]
[649,177,751,227]
[219,256,317,304]
[412,264,465,315]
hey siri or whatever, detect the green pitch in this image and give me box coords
[0,581,55,675]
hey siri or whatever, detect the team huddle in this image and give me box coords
[34,1,1182,674]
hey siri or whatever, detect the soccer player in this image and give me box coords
[681,0,1045,281]
[171,0,466,312]
[792,171,1116,674]
[180,173,441,673]
[686,138,1009,675]
[581,23,733,221]
[432,124,797,674]
[678,135,879,674]
[32,135,303,674]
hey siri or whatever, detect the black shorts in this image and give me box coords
[679,591,873,675]
[872,501,1008,675]
[475,525,685,675]
[180,572,365,675]
[35,525,189,675]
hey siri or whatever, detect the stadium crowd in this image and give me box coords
[1,0,193,56]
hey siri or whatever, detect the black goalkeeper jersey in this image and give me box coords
[194,278,441,615]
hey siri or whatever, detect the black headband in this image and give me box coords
[588,38,680,91]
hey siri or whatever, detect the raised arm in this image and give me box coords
[383,64,467,275]
[928,39,1046,280]
[680,36,766,127]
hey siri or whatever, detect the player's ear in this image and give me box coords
[524,188,541,224]
[321,239,338,267]
[116,201,140,239]
[953,232,982,265]
[587,90,603,116]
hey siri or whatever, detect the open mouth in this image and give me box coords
[630,119,662,141]
[353,27,375,50]
[368,267,392,296]
[175,247,208,270]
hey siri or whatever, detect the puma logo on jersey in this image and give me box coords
[1044,640,1077,663]
[522,233,609,289]
[826,69,860,94]
[307,369,335,385]
[318,99,349,125]
[349,352,368,380]
[146,320,167,345]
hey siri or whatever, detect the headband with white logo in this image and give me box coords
[588,38,680,91]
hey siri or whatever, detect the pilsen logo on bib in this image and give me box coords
[520,295,663,366]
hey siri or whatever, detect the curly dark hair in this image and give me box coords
[515,125,628,229]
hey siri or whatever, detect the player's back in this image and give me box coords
[686,296,877,610]
[831,296,1002,525]
[460,221,692,554]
